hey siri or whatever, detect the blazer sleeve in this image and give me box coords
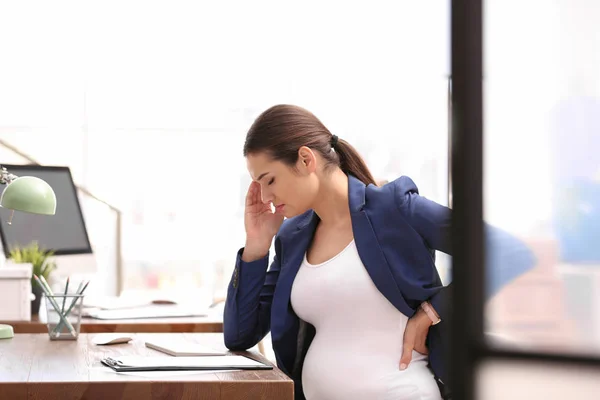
[393,176,537,321]
[223,235,282,350]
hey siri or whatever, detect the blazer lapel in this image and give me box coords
[348,176,412,316]
[271,211,319,342]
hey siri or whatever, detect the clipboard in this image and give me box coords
[101,355,273,372]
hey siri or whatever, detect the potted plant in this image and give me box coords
[8,241,57,315]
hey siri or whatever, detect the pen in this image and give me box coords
[61,277,70,314]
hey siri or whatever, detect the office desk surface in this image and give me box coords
[1,314,223,334]
[0,333,293,400]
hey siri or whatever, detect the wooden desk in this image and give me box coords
[0,333,293,400]
[1,315,223,334]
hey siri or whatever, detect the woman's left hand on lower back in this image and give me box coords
[399,307,432,370]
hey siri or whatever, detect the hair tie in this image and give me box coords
[330,134,339,149]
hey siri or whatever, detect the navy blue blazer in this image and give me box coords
[224,175,535,399]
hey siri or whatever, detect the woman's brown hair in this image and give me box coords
[243,105,376,186]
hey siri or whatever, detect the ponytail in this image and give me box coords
[333,138,376,186]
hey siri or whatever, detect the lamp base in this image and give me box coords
[0,324,14,339]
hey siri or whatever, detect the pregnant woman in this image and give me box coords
[224,104,534,400]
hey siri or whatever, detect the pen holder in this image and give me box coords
[43,294,84,340]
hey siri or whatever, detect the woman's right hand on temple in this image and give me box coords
[242,181,284,262]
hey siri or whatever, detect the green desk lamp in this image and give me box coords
[0,165,57,339]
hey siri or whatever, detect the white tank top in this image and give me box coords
[290,240,442,400]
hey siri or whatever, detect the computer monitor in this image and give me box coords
[0,164,97,275]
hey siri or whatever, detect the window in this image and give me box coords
[0,2,452,302]
[484,0,600,357]
[451,0,600,398]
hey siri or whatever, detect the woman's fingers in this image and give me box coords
[246,181,262,207]
[245,182,255,206]
[246,182,273,215]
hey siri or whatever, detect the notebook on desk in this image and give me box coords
[101,355,273,372]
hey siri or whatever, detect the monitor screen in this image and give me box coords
[0,164,92,257]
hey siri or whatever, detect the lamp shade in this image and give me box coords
[0,176,57,215]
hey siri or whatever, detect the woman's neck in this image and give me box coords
[312,169,351,227]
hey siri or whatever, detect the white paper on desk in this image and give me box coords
[84,306,207,320]
[84,296,151,310]
[114,355,266,368]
